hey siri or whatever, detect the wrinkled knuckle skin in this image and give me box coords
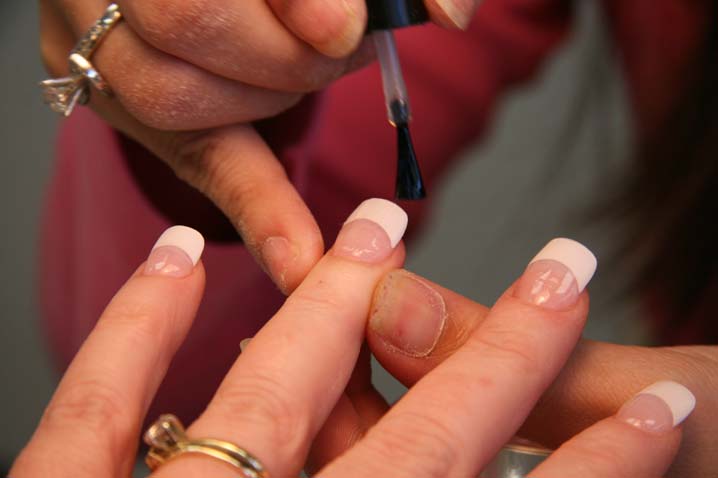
[162,131,224,193]
[213,373,310,462]
[160,131,268,239]
[467,327,540,377]
[363,412,460,477]
[285,285,346,319]
[42,380,133,445]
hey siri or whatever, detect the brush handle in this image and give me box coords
[373,30,411,125]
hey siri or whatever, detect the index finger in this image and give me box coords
[127,122,324,295]
[151,198,408,478]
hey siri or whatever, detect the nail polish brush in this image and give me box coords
[366,0,428,200]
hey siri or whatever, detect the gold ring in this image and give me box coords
[144,414,268,478]
[39,3,122,116]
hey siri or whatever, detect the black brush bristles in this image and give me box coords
[395,123,426,200]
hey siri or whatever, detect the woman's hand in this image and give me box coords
[12,203,693,477]
[39,0,482,293]
[343,266,714,477]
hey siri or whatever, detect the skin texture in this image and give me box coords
[11,223,687,478]
[311,269,716,477]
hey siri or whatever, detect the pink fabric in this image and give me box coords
[40,0,706,422]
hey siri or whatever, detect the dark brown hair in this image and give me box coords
[614,3,718,343]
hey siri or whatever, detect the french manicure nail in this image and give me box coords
[514,238,597,310]
[617,381,696,432]
[370,271,447,357]
[333,198,408,263]
[144,226,204,278]
[435,0,475,29]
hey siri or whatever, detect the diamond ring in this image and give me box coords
[39,3,122,116]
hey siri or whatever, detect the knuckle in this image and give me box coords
[285,282,345,319]
[212,372,309,458]
[43,379,132,442]
[101,308,174,355]
[363,412,459,476]
[467,325,539,376]
[166,132,257,224]
[163,131,226,193]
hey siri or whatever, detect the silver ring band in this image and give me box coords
[39,3,122,116]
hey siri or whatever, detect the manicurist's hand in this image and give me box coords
[40,0,374,294]
[13,207,695,478]
[39,0,482,293]
[337,247,713,476]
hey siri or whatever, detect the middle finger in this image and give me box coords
[323,238,597,477]
[151,198,408,478]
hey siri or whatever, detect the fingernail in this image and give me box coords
[144,226,204,278]
[617,381,696,432]
[240,338,252,352]
[261,236,296,293]
[333,198,408,263]
[313,0,363,58]
[335,0,364,55]
[435,0,475,29]
[370,271,446,357]
[514,238,597,310]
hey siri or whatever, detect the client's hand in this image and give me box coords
[12,200,692,477]
[345,265,712,477]
[39,0,482,293]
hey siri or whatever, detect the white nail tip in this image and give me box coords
[529,238,597,293]
[344,198,408,248]
[639,381,696,427]
[152,225,205,266]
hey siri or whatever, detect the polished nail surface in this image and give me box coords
[529,238,597,292]
[334,198,408,263]
[617,381,696,432]
[370,271,446,357]
[514,238,596,310]
[145,226,204,278]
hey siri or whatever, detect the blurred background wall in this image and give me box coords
[0,0,645,473]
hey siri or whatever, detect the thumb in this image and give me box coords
[367,269,717,476]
